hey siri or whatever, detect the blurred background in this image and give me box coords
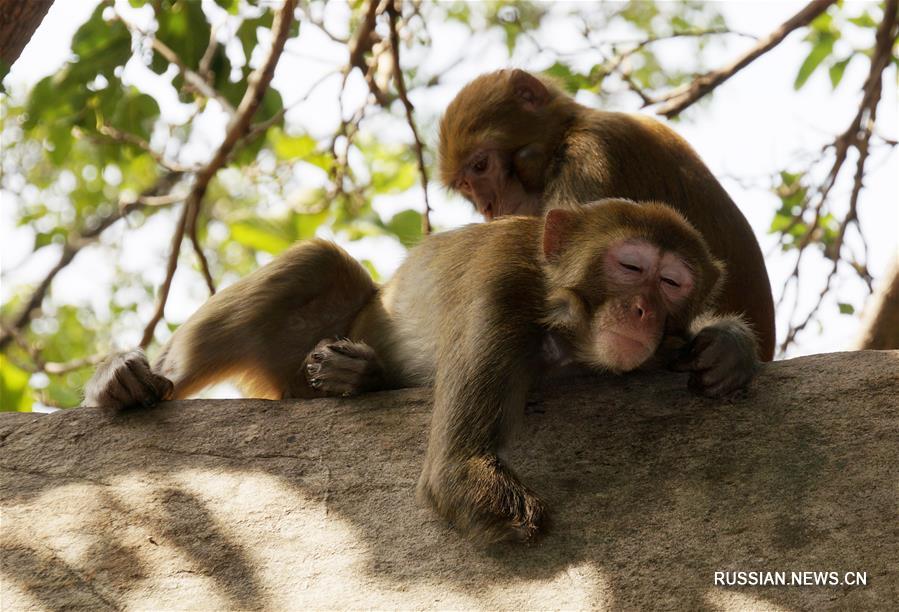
[1,0,897,411]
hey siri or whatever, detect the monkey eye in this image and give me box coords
[619,262,642,273]
[471,156,488,174]
[661,277,681,288]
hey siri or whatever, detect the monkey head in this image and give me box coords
[438,69,572,220]
[541,199,724,373]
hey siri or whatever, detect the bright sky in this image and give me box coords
[2,0,897,380]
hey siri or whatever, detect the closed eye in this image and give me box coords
[661,277,681,287]
[619,262,642,273]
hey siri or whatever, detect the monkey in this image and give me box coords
[437,68,776,365]
[85,198,746,543]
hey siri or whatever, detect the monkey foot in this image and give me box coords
[83,349,174,410]
[418,455,548,545]
[303,338,384,397]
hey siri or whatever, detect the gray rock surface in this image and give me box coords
[1,350,897,610]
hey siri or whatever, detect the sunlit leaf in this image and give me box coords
[847,12,877,28]
[293,210,330,239]
[0,356,34,412]
[151,0,211,74]
[828,56,852,89]
[794,35,835,90]
[230,220,293,254]
[385,209,423,248]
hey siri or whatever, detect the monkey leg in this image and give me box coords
[84,240,378,408]
[303,338,386,397]
[83,349,174,409]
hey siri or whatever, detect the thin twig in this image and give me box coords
[386,0,431,234]
[778,0,897,352]
[0,174,183,351]
[91,123,195,173]
[114,10,236,116]
[654,0,838,118]
[139,0,298,347]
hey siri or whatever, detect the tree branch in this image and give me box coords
[778,0,898,352]
[653,0,838,118]
[0,173,183,351]
[0,0,54,69]
[386,0,432,235]
[139,0,298,348]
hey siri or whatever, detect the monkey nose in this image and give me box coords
[633,299,651,320]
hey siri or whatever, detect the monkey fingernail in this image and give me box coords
[309,378,321,388]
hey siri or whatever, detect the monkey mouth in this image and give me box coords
[594,330,655,372]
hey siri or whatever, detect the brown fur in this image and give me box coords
[438,69,776,361]
[85,198,731,544]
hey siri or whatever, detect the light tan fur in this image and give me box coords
[85,199,731,544]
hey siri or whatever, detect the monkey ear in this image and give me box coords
[509,69,550,111]
[543,208,579,260]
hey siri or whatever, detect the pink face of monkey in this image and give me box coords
[542,200,721,376]
[590,239,696,372]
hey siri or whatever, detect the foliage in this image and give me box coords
[1,0,896,410]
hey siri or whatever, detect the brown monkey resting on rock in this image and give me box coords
[439,69,776,362]
[86,198,751,543]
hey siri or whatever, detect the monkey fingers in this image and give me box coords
[84,350,174,409]
[420,455,548,545]
[303,338,385,397]
[672,325,759,398]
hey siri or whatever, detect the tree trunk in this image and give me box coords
[1,351,897,610]
[857,255,899,349]
[0,0,54,71]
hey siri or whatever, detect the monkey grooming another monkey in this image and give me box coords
[438,68,776,363]
[86,198,747,543]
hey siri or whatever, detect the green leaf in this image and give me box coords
[293,210,329,239]
[794,35,835,90]
[385,209,423,248]
[779,171,802,186]
[848,12,877,28]
[809,11,833,33]
[838,303,855,315]
[71,5,132,80]
[151,0,211,74]
[214,0,241,15]
[0,356,33,412]
[272,130,316,160]
[828,57,852,89]
[230,219,292,254]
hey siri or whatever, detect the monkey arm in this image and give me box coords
[669,312,760,398]
[415,324,547,545]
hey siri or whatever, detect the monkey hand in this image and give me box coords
[417,454,547,545]
[83,349,174,409]
[670,317,759,398]
[303,338,385,397]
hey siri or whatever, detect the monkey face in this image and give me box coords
[452,148,544,220]
[582,239,696,372]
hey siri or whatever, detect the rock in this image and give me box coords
[1,350,897,610]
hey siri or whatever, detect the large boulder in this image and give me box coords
[1,350,897,610]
